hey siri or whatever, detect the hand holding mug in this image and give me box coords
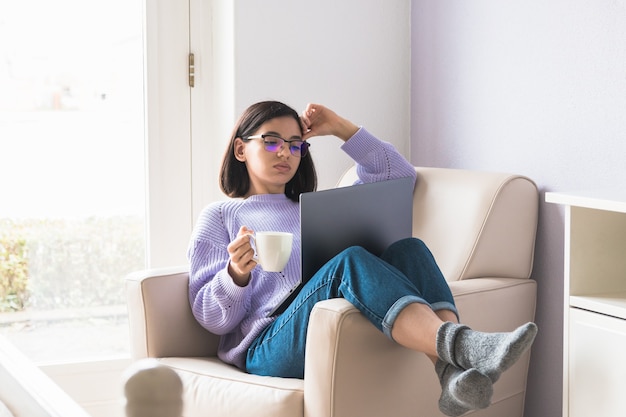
[249,231,293,272]
[227,226,257,286]
[227,227,294,285]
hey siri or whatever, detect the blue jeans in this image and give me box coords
[245,237,458,378]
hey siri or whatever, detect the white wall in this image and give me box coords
[211,0,412,191]
[411,1,626,416]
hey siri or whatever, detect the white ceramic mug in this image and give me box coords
[250,231,293,272]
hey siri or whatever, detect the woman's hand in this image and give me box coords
[301,103,359,142]
[227,226,257,286]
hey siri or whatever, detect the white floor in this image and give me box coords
[42,358,132,417]
[1,307,132,417]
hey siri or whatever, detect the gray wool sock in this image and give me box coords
[435,360,492,417]
[436,322,538,382]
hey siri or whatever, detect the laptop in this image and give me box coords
[267,176,414,317]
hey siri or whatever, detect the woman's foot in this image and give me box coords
[436,360,493,416]
[436,322,538,382]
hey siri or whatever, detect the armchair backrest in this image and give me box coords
[337,167,538,282]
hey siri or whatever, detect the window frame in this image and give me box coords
[145,0,193,268]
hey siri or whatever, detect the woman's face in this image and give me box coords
[235,116,303,196]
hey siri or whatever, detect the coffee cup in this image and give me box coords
[250,231,293,272]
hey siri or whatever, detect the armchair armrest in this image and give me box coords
[125,267,219,359]
[303,277,537,417]
[304,299,431,417]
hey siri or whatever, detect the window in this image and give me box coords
[0,0,145,363]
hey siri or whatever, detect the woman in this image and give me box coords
[188,101,537,416]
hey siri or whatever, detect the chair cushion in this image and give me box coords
[158,357,303,417]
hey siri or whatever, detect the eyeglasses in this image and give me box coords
[242,134,310,157]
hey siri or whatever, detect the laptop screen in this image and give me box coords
[267,177,414,317]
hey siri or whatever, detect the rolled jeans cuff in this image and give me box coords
[381,296,459,341]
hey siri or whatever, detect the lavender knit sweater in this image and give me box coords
[187,127,417,370]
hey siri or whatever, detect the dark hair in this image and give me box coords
[219,101,317,202]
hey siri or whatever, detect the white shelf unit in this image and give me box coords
[546,191,626,417]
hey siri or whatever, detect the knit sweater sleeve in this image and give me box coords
[341,127,416,185]
[187,201,252,335]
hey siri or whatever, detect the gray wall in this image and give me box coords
[411,1,626,416]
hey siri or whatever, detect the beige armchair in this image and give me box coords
[125,166,538,417]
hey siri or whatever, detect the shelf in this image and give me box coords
[546,191,626,213]
[570,292,626,320]
[549,189,626,417]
